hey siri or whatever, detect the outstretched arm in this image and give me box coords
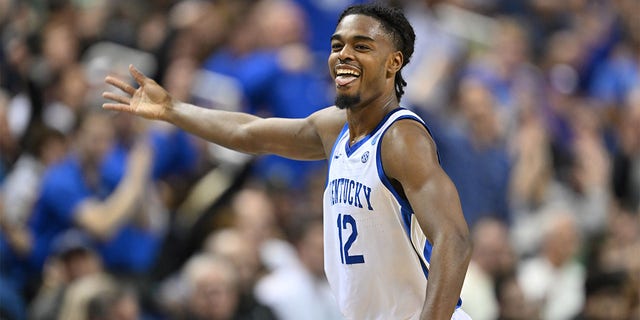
[103,65,341,160]
[381,120,471,320]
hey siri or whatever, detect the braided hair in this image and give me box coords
[337,4,416,101]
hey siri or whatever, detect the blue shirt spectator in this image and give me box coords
[589,46,639,107]
[434,123,511,228]
[28,154,162,274]
[202,49,329,187]
[102,128,199,192]
[27,112,158,277]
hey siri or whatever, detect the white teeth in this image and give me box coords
[336,69,360,77]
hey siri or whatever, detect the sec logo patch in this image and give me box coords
[361,151,369,163]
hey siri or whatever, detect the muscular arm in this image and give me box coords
[168,102,330,160]
[103,65,345,160]
[381,120,471,320]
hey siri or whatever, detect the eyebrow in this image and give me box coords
[331,34,376,42]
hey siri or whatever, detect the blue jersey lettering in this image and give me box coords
[329,178,374,211]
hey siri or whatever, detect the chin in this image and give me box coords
[335,93,361,110]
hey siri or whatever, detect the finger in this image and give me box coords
[102,91,131,105]
[105,76,136,96]
[129,64,148,86]
[102,102,134,113]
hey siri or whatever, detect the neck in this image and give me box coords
[346,94,398,145]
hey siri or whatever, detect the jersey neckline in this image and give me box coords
[344,107,405,157]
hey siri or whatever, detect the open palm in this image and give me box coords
[103,65,173,121]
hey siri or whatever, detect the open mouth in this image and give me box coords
[335,65,361,87]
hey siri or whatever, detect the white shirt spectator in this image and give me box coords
[254,260,344,320]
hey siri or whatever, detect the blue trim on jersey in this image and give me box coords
[376,138,412,210]
[400,205,412,236]
[419,254,430,279]
[375,112,440,279]
[325,123,350,189]
[375,114,429,209]
[374,111,462,308]
[400,204,430,279]
[423,242,433,265]
[344,108,404,157]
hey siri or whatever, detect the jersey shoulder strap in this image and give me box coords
[378,108,440,163]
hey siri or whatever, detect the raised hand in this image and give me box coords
[103,65,174,121]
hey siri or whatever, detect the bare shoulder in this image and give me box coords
[384,119,437,156]
[308,106,346,129]
[308,106,347,152]
[381,119,440,181]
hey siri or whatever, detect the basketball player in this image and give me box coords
[103,4,472,319]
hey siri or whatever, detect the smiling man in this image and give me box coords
[103,4,472,319]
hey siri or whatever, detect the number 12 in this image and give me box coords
[337,213,365,264]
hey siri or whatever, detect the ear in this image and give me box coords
[386,51,403,78]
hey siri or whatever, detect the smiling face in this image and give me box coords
[328,14,402,110]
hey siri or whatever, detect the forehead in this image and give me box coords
[333,14,391,43]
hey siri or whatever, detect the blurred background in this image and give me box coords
[0,0,638,319]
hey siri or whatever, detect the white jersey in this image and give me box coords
[323,108,461,320]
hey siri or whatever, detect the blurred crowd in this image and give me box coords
[0,0,638,319]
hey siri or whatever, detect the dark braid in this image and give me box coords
[338,4,416,101]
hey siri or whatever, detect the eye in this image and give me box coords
[331,43,343,52]
[355,44,371,51]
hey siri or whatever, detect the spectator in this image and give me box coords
[577,271,637,320]
[28,229,103,320]
[293,0,360,55]
[40,20,79,75]
[0,125,66,294]
[509,100,610,255]
[580,203,640,319]
[568,104,611,232]
[460,218,516,320]
[86,284,141,320]
[517,211,586,320]
[589,42,639,109]
[27,111,157,275]
[435,79,511,227]
[204,228,277,320]
[42,64,88,135]
[200,0,329,188]
[464,16,541,135]
[508,102,556,255]
[254,215,343,320]
[181,253,242,320]
[402,0,468,114]
[1,0,639,319]
[494,271,537,320]
[231,187,298,272]
[611,89,640,212]
[2,126,66,224]
[593,206,640,293]
[56,273,136,320]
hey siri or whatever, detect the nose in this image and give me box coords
[337,44,354,62]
